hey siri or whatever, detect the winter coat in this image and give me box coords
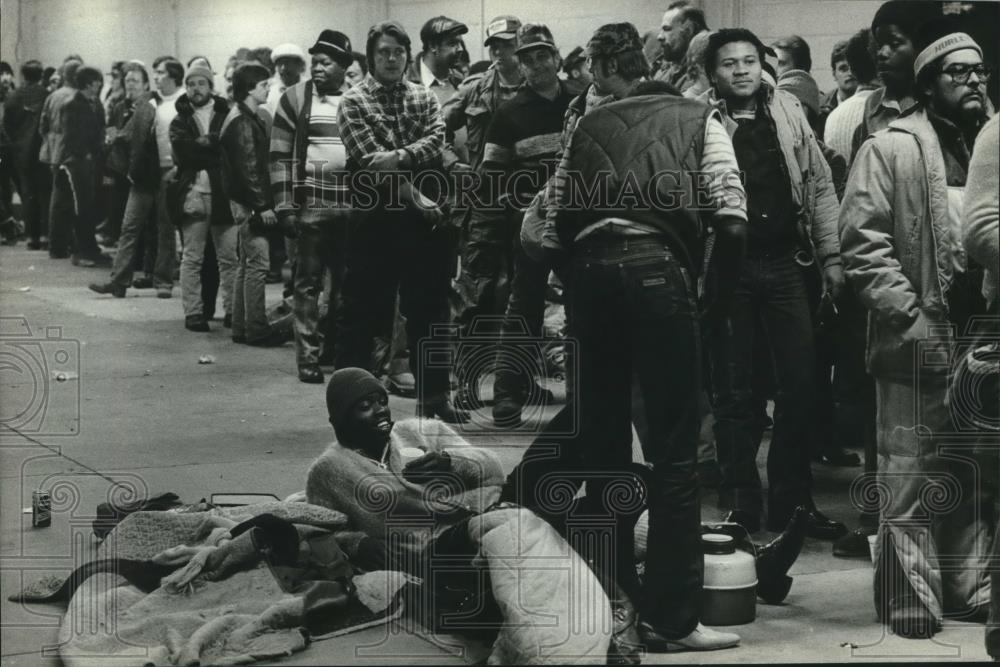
[168,93,233,226]
[840,107,964,382]
[441,65,519,171]
[220,101,273,213]
[107,93,159,191]
[554,94,715,274]
[962,113,999,309]
[2,82,47,162]
[38,86,78,165]
[704,83,842,269]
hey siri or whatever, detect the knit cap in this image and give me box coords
[185,64,214,86]
[326,368,388,431]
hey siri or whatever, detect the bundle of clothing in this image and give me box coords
[10,501,409,667]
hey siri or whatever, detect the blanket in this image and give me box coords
[40,502,408,667]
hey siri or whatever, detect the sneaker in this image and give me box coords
[89,282,126,298]
[638,622,740,652]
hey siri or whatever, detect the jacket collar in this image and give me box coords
[706,80,775,117]
[174,92,229,117]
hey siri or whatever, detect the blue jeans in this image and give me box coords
[230,203,271,341]
[709,251,816,519]
[570,235,702,637]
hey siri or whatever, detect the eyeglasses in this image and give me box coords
[938,63,992,85]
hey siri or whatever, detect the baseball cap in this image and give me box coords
[484,15,522,46]
[515,23,558,56]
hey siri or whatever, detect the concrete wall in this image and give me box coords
[0,0,886,92]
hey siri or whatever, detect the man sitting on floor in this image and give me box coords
[304,368,616,664]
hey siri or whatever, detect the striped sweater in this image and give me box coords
[268,80,350,222]
[481,83,573,209]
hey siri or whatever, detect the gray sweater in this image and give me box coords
[305,418,505,560]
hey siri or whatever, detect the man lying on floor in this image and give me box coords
[304,368,618,665]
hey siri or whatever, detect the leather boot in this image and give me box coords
[755,505,808,604]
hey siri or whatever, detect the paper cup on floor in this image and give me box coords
[400,447,425,466]
[868,534,878,565]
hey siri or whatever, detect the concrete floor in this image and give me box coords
[0,243,992,665]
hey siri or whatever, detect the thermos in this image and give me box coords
[701,533,757,625]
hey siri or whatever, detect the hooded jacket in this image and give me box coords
[168,93,233,225]
[840,107,967,381]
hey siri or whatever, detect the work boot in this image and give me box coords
[184,315,210,332]
[888,594,939,639]
[246,329,291,347]
[298,364,324,384]
[89,282,126,298]
[832,526,876,558]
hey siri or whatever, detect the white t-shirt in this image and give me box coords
[153,88,183,168]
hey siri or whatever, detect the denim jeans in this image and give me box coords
[179,193,236,318]
[230,203,271,341]
[109,186,161,289]
[293,209,348,367]
[569,235,702,637]
[152,168,177,289]
[709,251,816,519]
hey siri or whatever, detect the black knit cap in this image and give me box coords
[326,368,388,432]
[309,29,353,67]
[586,22,645,59]
[871,0,941,40]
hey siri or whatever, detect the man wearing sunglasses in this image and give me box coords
[840,23,993,640]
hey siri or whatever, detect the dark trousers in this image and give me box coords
[493,230,550,404]
[105,173,130,243]
[570,235,702,637]
[49,160,101,259]
[335,210,453,401]
[14,157,50,243]
[709,251,816,520]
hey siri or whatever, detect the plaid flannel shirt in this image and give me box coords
[338,73,445,169]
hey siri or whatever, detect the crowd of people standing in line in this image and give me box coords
[0,0,997,656]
